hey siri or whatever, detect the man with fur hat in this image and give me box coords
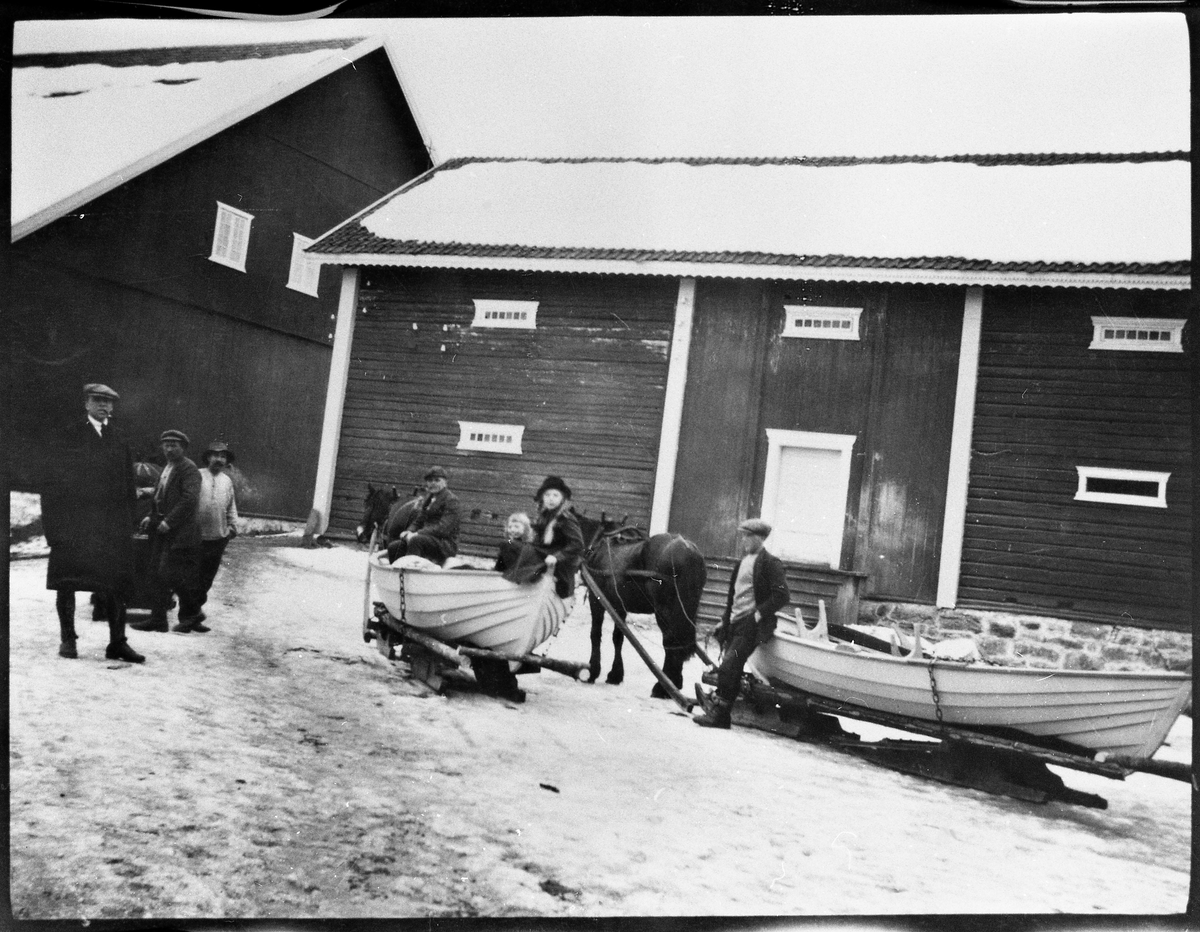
[385,466,461,566]
[41,383,145,662]
[132,430,205,633]
[195,440,240,622]
[531,475,584,600]
[694,518,791,729]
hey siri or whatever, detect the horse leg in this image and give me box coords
[607,626,625,685]
[588,595,605,684]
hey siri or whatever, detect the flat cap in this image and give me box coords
[83,383,119,399]
[202,441,235,464]
[737,518,772,538]
[160,429,190,447]
[424,465,448,480]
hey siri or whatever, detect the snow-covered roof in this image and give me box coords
[309,154,1190,290]
[11,36,399,241]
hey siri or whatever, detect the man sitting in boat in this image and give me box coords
[694,518,791,730]
[384,466,462,566]
[531,476,584,599]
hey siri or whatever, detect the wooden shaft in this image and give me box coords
[362,528,378,638]
[581,565,694,713]
[1102,755,1193,784]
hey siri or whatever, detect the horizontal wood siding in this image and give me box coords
[7,257,328,517]
[959,288,1191,629]
[14,49,429,346]
[698,556,868,630]
[331,269,677,553]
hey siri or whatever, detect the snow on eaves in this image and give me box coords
[309,155,1190,286]
[11,41,371,235]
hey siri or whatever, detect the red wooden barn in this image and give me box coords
[9,37,431,518]
[306,153,1190,654]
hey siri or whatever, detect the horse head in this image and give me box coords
[357,483,400,543]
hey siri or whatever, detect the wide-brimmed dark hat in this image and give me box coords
[424,465,448,481]
[83,383,119,400]
[534,475,572,502]
[202,441,235,465]
[737,517,772,538]
[160,429,190,448]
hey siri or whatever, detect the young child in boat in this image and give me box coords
[494,512,536,573]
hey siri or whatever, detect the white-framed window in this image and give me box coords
[1088,316,1185,353]
[457,421,524,454]
[286,233,321,297]
[209,202,253,272]
[471,299,538,329]
[761,429,857,566]
[1074,466,1170,508]
[782,306,863,341]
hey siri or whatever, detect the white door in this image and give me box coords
[762,429,856,566]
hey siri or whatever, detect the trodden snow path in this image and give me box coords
[8,536,1191,919]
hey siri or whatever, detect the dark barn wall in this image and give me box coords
[960,288,1192,630]
[8,49,431,517]
[671,280,961,603]
[7,258,330,516]
[330,269,678,552]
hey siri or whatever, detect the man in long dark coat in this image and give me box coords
[42,383,145,662]
[132,429,205,632]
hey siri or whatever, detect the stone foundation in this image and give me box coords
[862,600,1192,675]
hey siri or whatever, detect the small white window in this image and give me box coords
[1089,317,1185,353]
[783,305,862,341]
[471,299,538,329]
[209,202,253,272]
[457,421,524,454]
[286,233,321,297]
[1075,466,1169,508]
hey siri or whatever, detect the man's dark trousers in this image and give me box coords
[197,537,230,608]
[716,617,761,703]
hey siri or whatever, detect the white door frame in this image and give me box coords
[762,428,857,567]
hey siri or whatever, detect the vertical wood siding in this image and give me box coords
[671,280,960,604]
[330,269,677,553]
[959,288,1191,629]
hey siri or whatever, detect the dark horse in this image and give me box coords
[357,484,422,545]
[576,513,707,698]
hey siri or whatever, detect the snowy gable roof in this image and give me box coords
[11,37,385,240]
[309,154,1191,289]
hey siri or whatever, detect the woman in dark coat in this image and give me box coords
[531,476,584,599]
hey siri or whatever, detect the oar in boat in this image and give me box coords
[581,564,694,713]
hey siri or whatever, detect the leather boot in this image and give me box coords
[105,639,145,663]
[56,590,77,657]
[693,697,732,729]
[695,684,717,714]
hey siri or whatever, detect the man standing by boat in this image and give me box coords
[694,518,790,729]
[385,466,461,566]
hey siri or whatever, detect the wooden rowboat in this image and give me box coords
[750,613,1191,762]
[368,552,570,660]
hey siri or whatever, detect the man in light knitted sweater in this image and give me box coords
[195,441,240,628]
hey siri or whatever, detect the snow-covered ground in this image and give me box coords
[8,536,1191,919]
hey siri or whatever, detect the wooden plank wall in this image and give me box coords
[959,288,1191,630]
[7,257,330,517]
[330,269,678,553]
[698,556,869,631]
[672,279,961,605]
